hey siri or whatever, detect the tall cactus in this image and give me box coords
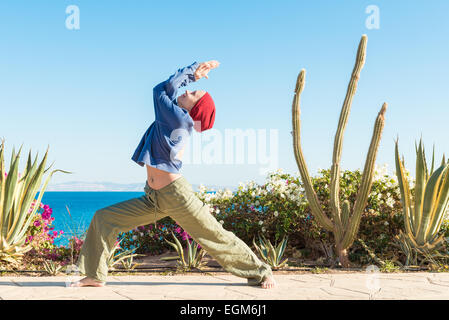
[292,35,388,267]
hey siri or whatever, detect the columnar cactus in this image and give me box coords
[395,139,449,265]
[291,35,388,267]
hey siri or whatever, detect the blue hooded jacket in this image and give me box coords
[131,62,199,173]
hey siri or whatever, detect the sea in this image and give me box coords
[39,190,217,247]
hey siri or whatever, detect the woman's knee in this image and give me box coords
[93,208,110,224]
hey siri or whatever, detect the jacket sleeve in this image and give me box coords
[153,62,199,128]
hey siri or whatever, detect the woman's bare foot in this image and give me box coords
[261,275,276,289]
[70,276,105,287]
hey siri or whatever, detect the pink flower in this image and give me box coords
[181,231,192,241]
[42,212,51,220]
[174,227,181,234]
[33,220,41,227]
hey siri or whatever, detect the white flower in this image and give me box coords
[139,232,144,237]
[262,227,266,232]
[132,235,138,241]
[386,198,395,208]
[274,211,279,217]
[384,221,389,226]
[255,200,260,206]
[258,220,263,225]
[215,208,220,214]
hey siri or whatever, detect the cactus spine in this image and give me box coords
[291,35,388,267]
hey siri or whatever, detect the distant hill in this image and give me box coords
[46,181,237,192]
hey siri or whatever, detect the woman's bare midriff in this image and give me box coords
[146,164,182,190]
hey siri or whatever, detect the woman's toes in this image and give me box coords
[261,276,276,289]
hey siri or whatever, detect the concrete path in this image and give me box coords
[1,272,449,300]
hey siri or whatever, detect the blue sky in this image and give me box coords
[1,0,448,188]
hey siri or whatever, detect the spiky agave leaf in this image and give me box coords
[252,236,267,260]
[395,139,414,236]
[276,236,289,265]
[420,164,449,245]
[417,164,447,245]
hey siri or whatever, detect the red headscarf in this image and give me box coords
[189,92,216,132]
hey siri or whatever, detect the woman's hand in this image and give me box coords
[194,60,220,81]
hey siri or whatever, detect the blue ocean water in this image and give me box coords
[39,191,145,247]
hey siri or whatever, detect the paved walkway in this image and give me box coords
[1,272,449,300]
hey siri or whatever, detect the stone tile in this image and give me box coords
[1,273,449,300]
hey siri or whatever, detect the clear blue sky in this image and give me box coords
[1,0,448,188]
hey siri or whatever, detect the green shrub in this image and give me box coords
[118,166,449,267]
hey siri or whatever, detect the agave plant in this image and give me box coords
[395,138,449,265]
[253,234,288,270]
[107,238,143,271]
[43,260,63,276]
[0,140,70,265]
[162,232,206,271]
[120,255,141,271]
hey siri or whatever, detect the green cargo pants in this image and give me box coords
[76,175,272,285]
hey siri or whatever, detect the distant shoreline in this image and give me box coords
[45,181,237,193]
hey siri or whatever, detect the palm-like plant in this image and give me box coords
[253,234,288,270]
[0,140,70,265]
[395,138,449,265]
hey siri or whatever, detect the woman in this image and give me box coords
[72,61,276,289]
